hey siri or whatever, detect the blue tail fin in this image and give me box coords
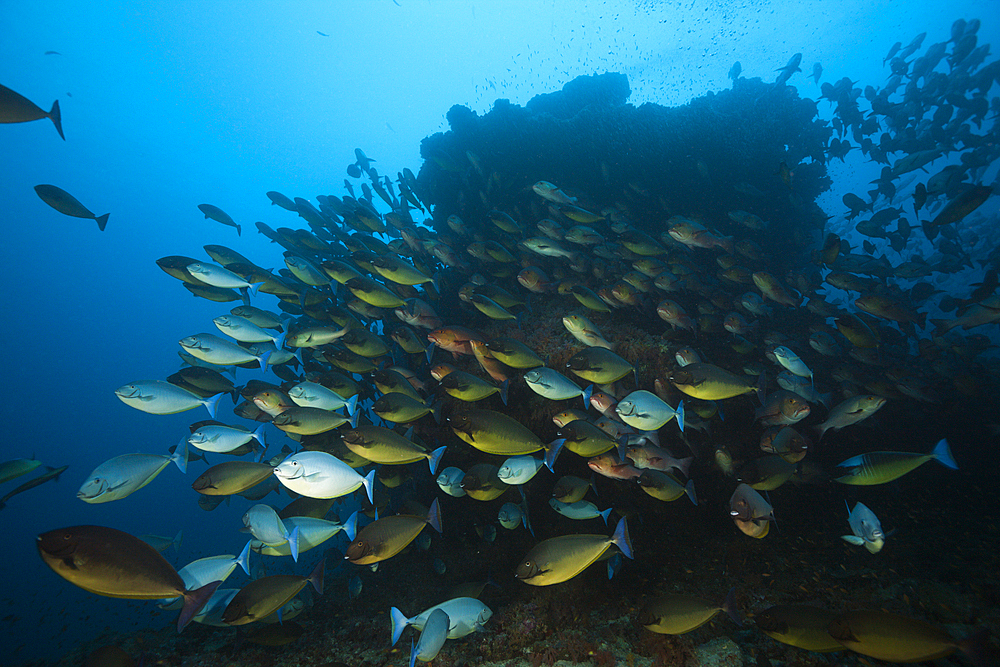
[610,517,633,560]
[204,392,223,419]
[675,400,685,433]
[236,539,252,576]
[544,439,564,472]
[390,607,409,646]
[428,446,446,476]
[343,511,358,542]
[932,438,958,469]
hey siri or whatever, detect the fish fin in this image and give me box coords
[837,454,864,467]
[249,281,264,297]
[841,535,866,545]
[95,213,109,231]
[582,383,594,410]
[236,539,252,576]
[599,507,612,525]
[932,438,958,469]
[589,473,599,497]
[343,511,358,542]
[362,469,375,505]
[956,627,992,667]
[204,392,223,419]
[427,497,443,533]
[288,526,300,563]
[307,558,325,595]
[684,479,697,506]
[390,607,409,646]
[252,423,267,447]
[607,552,621,580]
[177,580,221,633]
[675,400,685,433]
[544,439,564,472]
[346,393,359,416]
[611,517,633,559]
[236,224,242,237]
[722,587,743,626]
[428,446,446,476]
[169,438,189,474]
[409,638,417,667]
[171,529,183,552]
[617,435,628,464]
[425,342,436,365]
[46,99,66,139]
[349,409,360,428]
[500,379,509,406]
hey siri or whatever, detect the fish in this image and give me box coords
[549,498,612,523]
[827,610,985,663]
[0,465,68,510]
[192,461,274,496]
[254,515,356,557]
[562,314,614,349]
[448,409,546,456]
[515,517,633,586]
[390,597,492,646]
[33,185,108,230]
[342,426,446,473]
[636,470,697,504]
[729,483,773,538]
[641,588,741,634]
[273,451,375,502]
[222,559,323,625]
[0,457,43,484]
[668,363,759,401]
[524,368,592,405]
[159,546,252,611]
[115,381,223,417]
[0,83,63,138]
[552,475,596,503]
[841,501,885,553]
[197,204,241,236]
[243,504,301,562]
[78,446,187,504]
[615,390,684,432]
[497,456,545,485]
[37,525,220,632]
[345,499,442,565]
[188,423,265,454]
[532,181,577,205]
[755,605,842,652]
[815,395,886,440]
[435,467,466,497]
[835,438,957,485]
[409,607,449,665]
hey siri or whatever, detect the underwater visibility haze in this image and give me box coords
[2,1,1000,666]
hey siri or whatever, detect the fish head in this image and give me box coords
[753,608,789,634]
[273,459,305,480]
[179,336,205,351]
[37,528,82,561]
[476,606,493,627]
[515,558,543,580]
[186,262,207,275]
[115,384,142,399]
[77,477,110,502]
[446,414,473,437]
[615,401,636,418]
[345,538,373,562]
[668,368,694,386]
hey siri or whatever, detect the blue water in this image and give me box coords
[2,1,998,665]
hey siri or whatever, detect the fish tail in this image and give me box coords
[722,587,743,626]
[428,446,446,476]
[343,511,359,542]
[177,580,221,633]
[427,497,443,533]
[95,213,109,231]
[408,638,418,667]
[544,439,565,472]
[258,350,271,371]
[684,479,698,506]
[362,469,376,505]
[288,525,300,563]
[308,558,325,595]
[236,539,252,576]
[932,438,958,469]
[171,438,189,474]
[249,281,264,297]
[48,99,64,140]
[172,529,183,552]
[236,224,242,237]
[252,423,267,448]
[582,383,594,410]
[390,607,409,646]
[204,392,223,419]
[500,379,509,406]
[345,393,359,416]
[675,400,685,433]
[611,517,633,560]
[957,627,992,667]
[599,507,612,525]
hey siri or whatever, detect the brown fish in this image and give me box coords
[223,560,324,626]
[0,83,63,139]
[345,498,442,564]
[37,525,219,632]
